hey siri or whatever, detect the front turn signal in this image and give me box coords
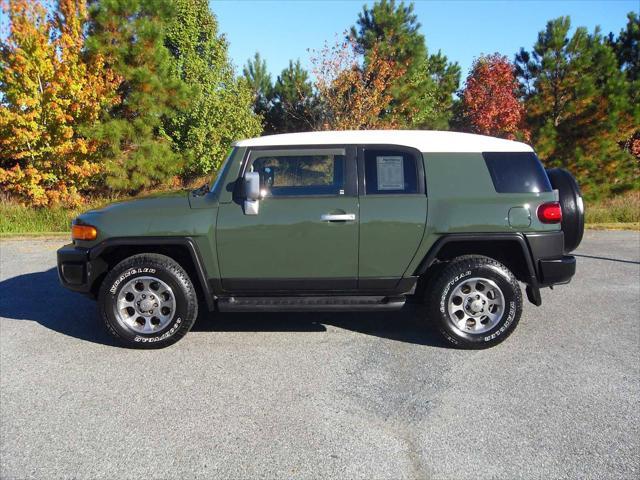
[72,224,98,241]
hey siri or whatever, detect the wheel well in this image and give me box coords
[419,240,533,287]
[90,244,204,300]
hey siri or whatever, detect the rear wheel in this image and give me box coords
[428,255,522,349]
[98,253,198,349]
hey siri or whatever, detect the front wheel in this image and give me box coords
[427,255,522,349]
[98,253,198,349]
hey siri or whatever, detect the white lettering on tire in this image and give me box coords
[134,317,183,343]
[484,301,516,342]
[440,270,471,314]
[109,268,156,295]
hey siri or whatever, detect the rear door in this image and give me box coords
[216,146,359,292]
[357,145,428,289]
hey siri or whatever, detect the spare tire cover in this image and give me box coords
[546,168,585,253]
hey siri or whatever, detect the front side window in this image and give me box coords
[251,153,345,197]
[364,149,419,194]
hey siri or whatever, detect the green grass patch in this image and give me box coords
[585,191,640,224]
[0,199,109,234]
[1,203,77,234]
[585,222,639,231]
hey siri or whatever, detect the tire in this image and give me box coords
[98,253,198,349]
[546,168,585,253]
[428,255,522,349]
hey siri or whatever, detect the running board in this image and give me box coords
[217,296,407,312]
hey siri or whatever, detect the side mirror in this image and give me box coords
[243,172,260,215]
[244,172,260,200]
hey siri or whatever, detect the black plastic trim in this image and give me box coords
[539,256,576,286]
[88,236,215,311]
[57,244,108,295]
[415,233,537,282]
[217,295,407,312]
[524,231,564,278]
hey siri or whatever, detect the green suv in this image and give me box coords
[57,130,583,349]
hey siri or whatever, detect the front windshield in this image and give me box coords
[210,148,236,194]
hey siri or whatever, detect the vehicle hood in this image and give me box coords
[75,192,194,241]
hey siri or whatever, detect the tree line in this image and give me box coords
[242,1,638,199]
[1,0,638,207]
[1,0,261,206]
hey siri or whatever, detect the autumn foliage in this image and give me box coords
[0,0,118,206]
[461,54,528,140]
[311,36,404,130]
[0,0,259,207]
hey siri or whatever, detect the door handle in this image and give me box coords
[321,213,356,222]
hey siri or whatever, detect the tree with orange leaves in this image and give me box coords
[0,0,118,206]
[461,54,529,141]
[311,36,404,130]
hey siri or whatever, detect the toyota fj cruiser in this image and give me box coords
[57,130,583,349]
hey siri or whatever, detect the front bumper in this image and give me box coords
[57,243,107,295]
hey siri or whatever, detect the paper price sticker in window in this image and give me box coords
[376,156,405,190]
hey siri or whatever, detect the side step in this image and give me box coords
[217,296,406,312]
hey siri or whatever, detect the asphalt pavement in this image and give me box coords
[1,230,639,479]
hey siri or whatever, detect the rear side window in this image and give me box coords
[483,152,552,193]
[364,149,419,194]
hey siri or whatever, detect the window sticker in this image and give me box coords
[376,156,405,190]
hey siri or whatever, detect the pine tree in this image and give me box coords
[243,52,273,124]
[267,60,316,133]
[610,12,639,84]
[164,0,261,178]
[608,12,640,160]
[85,0,190,192]
[350,0,460,129]
[516,17,637,197]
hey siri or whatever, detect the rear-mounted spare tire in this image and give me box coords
[546,168,584,253]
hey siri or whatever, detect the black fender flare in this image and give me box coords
[413,233,541,306]
[89,237,215,311]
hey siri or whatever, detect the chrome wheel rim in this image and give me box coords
[114,276,176,334]
[447,277,505,334]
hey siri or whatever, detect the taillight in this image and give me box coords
[537,202,562,223]
[72,224,98,241]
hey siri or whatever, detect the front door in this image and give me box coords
[216,146,359,292]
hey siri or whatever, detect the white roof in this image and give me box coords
[234,130,533,153]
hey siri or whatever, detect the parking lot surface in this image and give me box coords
[1,230,639,479]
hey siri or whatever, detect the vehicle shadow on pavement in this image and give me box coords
[0,268,121,347]
[0,268,447,348]
[193,309,449,348]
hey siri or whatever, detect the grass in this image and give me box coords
[1,190,639,235]
[584,191,640,225]
[0,201,103,235]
